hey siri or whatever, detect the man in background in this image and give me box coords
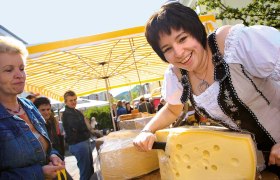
[62,90,94,180]
[157,98,166,112]
[138,97,153,114]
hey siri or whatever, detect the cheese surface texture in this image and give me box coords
[99,130,159,180]
[156,127,256,180]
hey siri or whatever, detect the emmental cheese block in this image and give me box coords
[155,126,257,180]
[99,130,159,180]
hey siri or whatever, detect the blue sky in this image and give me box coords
[0,0,165,44]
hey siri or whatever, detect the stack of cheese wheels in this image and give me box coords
[155,126,257,180]
[99,130,159,180]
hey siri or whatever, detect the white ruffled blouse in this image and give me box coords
[162,24,280,127]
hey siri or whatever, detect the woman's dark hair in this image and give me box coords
[34,97,51,108]
[145,2,207,62]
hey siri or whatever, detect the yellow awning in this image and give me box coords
[25,15,216,102]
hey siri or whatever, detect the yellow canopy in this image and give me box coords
[25,15,216,102]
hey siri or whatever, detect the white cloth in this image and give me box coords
[162,24,280,127]
[91,117,98,129]
[162,64,183,105]
[224,24,280,81]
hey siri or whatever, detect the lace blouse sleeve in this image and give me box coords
[224,24,280,81]
[161,64,183,105]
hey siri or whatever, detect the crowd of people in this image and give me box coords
[111,97,166,130]
[0,1,279,179]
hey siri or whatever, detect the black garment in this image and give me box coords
[138,102,153,114]
[126,107,133,114]
[62,106,90,145]
[45,117,65,157]
[157,103,164,111]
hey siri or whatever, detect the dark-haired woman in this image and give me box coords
[133,2,280,176]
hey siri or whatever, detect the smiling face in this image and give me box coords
[158,28,207,72]
[38,104,52,120]
[0,53,26,98]
[65,95,77,109]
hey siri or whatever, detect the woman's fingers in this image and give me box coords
[268,143,280,166]
[133,132,156,152]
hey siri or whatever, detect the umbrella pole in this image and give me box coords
[105,78,116,131]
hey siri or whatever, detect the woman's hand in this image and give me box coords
[133,131,156,152]
[42,163,65,179]
[44,154,65,179]
[269,143,280,166]
[49,154,65,166]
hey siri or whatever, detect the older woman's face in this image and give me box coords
[0,53,26,97]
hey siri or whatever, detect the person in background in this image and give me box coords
[25,94,37,103]
[149,97,156,113]
[0,36,64,179]
[62,90,94,180]
[87,116,103,138]
[157,98,166,112]
[138,97,153,114]
[115,100,127,131]
[125,102,134,114]
[134,101,140,109]
[90,116,98,129]
[133,2,280,176]
[34,97,65,158]
[121,99,126,107]
[116,100,127,117]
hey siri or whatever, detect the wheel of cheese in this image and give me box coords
[156,126,257,180]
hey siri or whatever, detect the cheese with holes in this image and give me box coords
[155,126,256,180]
[99,130,159,180]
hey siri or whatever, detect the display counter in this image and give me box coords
[118,115,154,130]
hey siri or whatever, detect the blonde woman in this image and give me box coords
[0,36,64,179]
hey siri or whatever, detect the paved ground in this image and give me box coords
[64,147,99,180]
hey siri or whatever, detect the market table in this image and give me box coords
[118,115,154,130]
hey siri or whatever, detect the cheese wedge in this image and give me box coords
[99,130,159,180]
[155,126,256,180]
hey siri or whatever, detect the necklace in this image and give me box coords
[193,73,210,93]
[6,103,22,114]
[193,55,211,93]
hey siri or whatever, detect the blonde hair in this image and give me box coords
[0,36,28,64]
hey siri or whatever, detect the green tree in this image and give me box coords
[198,0,280,28]
[83,105,113,130]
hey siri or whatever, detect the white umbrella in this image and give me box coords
[57,98,109,112]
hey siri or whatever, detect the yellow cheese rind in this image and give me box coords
[100,130,159,180]
[156,127,256,180]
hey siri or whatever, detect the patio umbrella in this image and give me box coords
[25,15,216,130]
[26,26,169,131]
[25,15,216,101]
[25,26,169,102]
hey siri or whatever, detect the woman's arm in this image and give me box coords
[133,103,183,151]
[0,164,44,180]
